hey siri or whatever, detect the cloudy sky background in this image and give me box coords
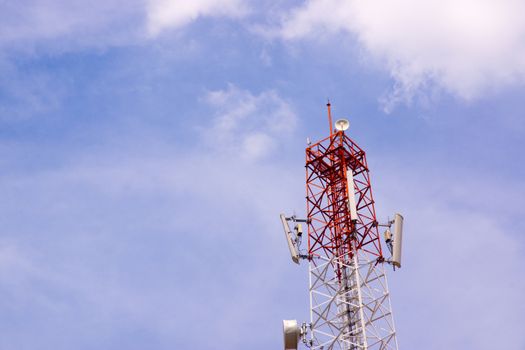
[0,0,524,349]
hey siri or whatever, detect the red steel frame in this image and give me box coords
[305,122,383,279]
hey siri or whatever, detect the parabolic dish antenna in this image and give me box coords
[334,118,350,131]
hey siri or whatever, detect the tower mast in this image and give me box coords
[281,104,401,350]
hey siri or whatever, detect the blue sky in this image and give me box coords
[0,1,524,349]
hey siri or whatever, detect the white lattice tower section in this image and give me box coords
[308,249,398,349]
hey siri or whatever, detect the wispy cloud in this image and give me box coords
[146,0,249,37]
[0,0,250,50]
[202,84,297,160]
[0,58,66,120]
[274,0,525,110]
[0,1,144,51]
[0,85,305,348]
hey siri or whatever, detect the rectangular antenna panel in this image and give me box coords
[346,168,358,221]
[392,213,404,267]
[280,214,300,264]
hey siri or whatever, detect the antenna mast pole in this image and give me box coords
[327,101,334,136]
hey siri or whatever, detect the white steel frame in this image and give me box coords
[307,248,398,350]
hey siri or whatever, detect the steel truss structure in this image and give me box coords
[305,130,398,350]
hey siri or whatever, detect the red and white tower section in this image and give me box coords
[280,104,404,350]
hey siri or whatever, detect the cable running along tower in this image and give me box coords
[280,103,404,350]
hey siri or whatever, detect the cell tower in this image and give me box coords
[280,103,404,350]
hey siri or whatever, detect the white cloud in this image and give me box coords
[146,0,248,36]
[0,0,249,49]
[203,84,297,160]
[277,0,525,108]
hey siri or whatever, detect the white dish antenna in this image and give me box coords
[334,118,350,131]
[280,214,300,264]
[283,320,301,350]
